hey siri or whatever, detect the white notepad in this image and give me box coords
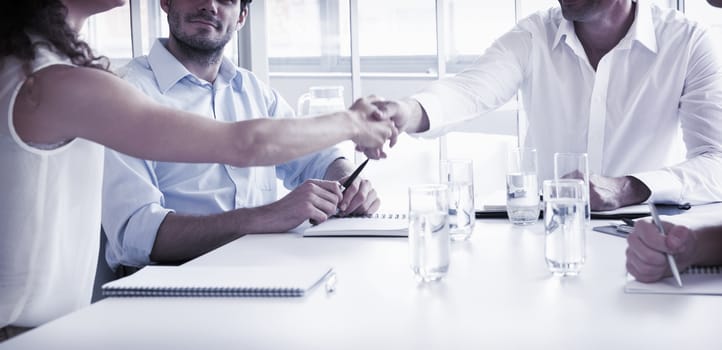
[624,266,722,295]
[102,265,333,297]
[303,213,408,237]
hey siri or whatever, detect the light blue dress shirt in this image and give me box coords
[102,39,343,270]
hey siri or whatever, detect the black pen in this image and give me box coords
[341,157,369,194]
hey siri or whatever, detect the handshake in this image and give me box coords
[344,97,426,160]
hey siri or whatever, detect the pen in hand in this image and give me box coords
[340,157,370,195]
[647,203,683,288]
[310,158,370,225]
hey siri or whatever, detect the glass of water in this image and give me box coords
[441,159,475,241]
[506,147,540,225]
[409,184,450,282]
[543,179,586,276]
[554,152,590,227]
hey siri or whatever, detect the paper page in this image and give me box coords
[625,266,722,295]
[303,213,408,237]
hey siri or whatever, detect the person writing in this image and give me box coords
[373,0,722,211]
[626,0,722,283]
[0,0,395,339]
[102,0,381,272]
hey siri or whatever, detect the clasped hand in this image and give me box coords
[348,97,399,160]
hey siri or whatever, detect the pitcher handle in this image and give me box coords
[297,92,312,116]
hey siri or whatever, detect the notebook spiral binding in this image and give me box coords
[103,286,305,297]
[687,266,722,275]
[363,213,407,219]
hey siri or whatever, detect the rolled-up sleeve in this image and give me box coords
[102,149,173,270]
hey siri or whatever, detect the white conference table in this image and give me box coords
[3,218,721,349]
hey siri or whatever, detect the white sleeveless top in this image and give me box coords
[0,42,104,327]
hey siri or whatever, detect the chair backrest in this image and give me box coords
[91,227,117,303]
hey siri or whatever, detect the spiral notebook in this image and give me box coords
[303,213,408,237]
[625,266,722,295]
[102,265,333,297]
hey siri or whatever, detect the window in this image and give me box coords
[683,0,722,31]
[267,0,350,73]
[83,1,239,68]
[81,2,132,68]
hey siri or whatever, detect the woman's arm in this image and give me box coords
[13,65,395,166]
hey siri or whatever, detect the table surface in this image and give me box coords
[3,218,721,349]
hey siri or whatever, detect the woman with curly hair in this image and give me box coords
[0,0,395,338]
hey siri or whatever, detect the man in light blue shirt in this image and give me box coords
[102,0,380,271]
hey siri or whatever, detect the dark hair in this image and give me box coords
[0,0,110,71]
[242,0,253,9]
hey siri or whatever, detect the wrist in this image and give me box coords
[401,98,429,133]
[343,110,363,142]
[621,176,651,206]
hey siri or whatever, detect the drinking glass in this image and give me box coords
[506,147,540,225]
[408,184,450,282]
[543,179,586,276]
[441,159,475,241]
[554,152,590,227]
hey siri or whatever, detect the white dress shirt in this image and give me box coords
[414,0,722,204]
[102,39,343,270]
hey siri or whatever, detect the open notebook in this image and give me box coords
[102,265,333,297]
[625,266,722,295]
[303,213,408,237]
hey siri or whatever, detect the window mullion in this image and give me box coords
[349,0,362,100]
[129,0,143,57]
[437,0,447,165]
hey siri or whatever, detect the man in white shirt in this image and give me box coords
[376,0,722,210]
[624,0,722,284]
[102,0,379,271]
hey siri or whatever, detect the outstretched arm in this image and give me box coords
[13,65,396,167]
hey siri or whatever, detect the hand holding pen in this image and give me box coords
[310,158,379,224]
[336,158,381,216]
[625,205,697,285]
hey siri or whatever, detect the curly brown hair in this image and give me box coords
[0,0,110,71]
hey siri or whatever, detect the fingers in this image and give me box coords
[304,179,342,204]
[633,220,672,253]
[665,224,693,254]
[389,123,399,147]
[625,219,679,282]
[339,179,377,216]
[294,180,343,223]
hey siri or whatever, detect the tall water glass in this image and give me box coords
[554,152,590,227]
[506,147,540,225]
[409,184,450,282]
[441,159,475,241]
[543,179,586,276]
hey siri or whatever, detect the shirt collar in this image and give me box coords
[552,0,657,54]
[147,38,240,93]
[621,0,657,53]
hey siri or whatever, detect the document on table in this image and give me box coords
[625,266,722,296]
[102,265,334,297]
[303,213,408,237]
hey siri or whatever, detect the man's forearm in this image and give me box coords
[150,208,264,264]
